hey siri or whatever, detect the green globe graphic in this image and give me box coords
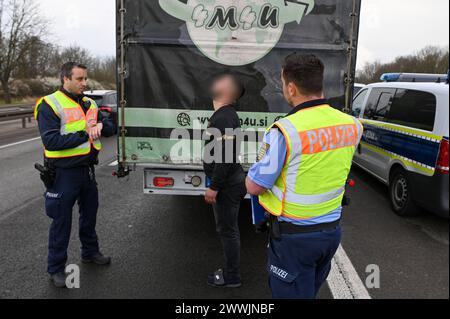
[159,0,315,66]
[187,0,283,66]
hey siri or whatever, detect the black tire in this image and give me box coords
[389,168,421,217]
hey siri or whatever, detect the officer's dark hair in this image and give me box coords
[60,62,88,85]
[282,53,324,96]
[213,72,246,101]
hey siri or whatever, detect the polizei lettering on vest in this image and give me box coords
[302,124,358,154]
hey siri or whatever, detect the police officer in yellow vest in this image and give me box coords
[35,62,115,288]
[246,54,363,299]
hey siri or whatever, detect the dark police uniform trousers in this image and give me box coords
[268,226,342,299]
[45,166,100,274]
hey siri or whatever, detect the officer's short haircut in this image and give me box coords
[282,53,324,96]
[60,62,88,85]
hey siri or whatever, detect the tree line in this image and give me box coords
[0,0,115,103]
[1,0,448,104]
[357,46,449,84]
[13,42,116,88]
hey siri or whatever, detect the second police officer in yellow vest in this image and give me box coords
[246,54,363,299]
[35,62,115,288]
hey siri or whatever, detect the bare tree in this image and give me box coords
[357,46,449,84]
[54,46,116,88]
[0,0,47,103]
[90,56,116,87]
[14,39,57,78]
[58,45,94,67]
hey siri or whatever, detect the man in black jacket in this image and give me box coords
[203,73,247,288]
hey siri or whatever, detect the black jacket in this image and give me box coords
[203,105,244,191]
[36,88,115,169]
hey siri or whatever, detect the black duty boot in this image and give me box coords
[81,253,111,265]
[207,269,242,288]
[50,272,67,288]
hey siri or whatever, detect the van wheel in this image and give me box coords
[389,168,421,217]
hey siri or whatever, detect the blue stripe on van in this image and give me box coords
[362,124,441,168]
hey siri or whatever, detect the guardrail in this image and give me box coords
[0,107,34,128]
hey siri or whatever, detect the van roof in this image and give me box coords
[366,82,449,95]
[84,90,116,96]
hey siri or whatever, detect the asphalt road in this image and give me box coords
[0,119,448,299]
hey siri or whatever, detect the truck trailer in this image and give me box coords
[115,0,361,196]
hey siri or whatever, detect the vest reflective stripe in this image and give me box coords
[353,117,364,144]
[259,105,363,220]
[46,95,67,130]
[35,91,102,159]
[271,185,346,206]
[277,118,302,194]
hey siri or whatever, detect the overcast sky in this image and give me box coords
[40,0,449,69]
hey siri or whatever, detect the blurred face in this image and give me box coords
[211,75,237,103]
[64,67,88,96]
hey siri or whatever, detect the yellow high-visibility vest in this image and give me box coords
[259,104,363,220]
[34,91,102,159]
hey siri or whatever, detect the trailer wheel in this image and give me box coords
[389,168,421,217]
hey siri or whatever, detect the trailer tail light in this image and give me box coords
[153,177,175,188]
[437,139,449,174]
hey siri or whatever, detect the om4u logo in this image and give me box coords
[159,0,315,66]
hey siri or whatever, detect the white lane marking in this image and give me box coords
[327,245,372,299]
[109,160,118,167]
[0,137,41,150]
[0,196,42,223]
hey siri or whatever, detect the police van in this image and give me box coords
[351,73,449,218]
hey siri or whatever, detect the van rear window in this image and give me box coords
[388,89,437,132]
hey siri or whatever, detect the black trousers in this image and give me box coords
[212,178,247,279]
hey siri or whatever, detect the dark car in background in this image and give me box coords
[84,90,118,129]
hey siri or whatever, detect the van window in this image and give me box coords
[388,89,437,131]
[373,92,393,121]
[363,88,396,122]
[351,89,368,117]
[105,93,118,105]
[87,95,104,106]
